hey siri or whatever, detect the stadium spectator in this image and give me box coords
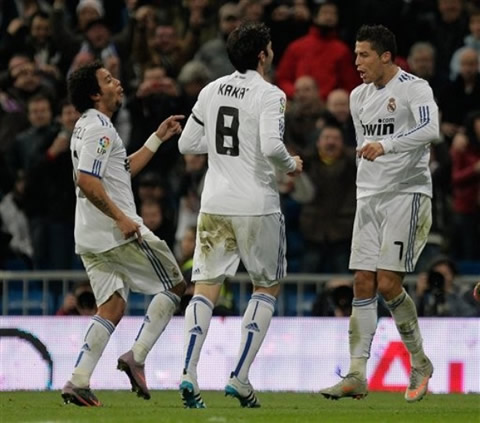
[0,170,33,268]
[284,75,325,157]
[276,1,359,100]
[438,47,480,141]
[265,0,311,66]
[320,25,438,403]
[61,61,186,407]
[407,41,448,99]
[312,279,354,317]
[325,88,356,148]
[449,110,480,260]
[415,255,478,316]
[298,123,356,274]
[194,2,241,80]
[56,280,97,316]
[127,64,186,180]
[22,99,78,271]
[449,8,480,80]
[139,198,175,250]
[177,22,303,408]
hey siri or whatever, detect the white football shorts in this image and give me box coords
[349,192,432,273]
[191,212,286,287]
[81,231,183,306]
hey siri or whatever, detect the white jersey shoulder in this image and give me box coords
[71,109,146,254]
[350,69,436,199]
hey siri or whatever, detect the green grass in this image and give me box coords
[0,391,479,423]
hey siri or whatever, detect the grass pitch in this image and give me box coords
[0,390,479,423]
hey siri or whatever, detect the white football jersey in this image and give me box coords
[350,68,439,199]
[71,109,146,254]
[179,70,296,215]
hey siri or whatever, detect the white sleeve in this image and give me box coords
[380,80,439,154]
[178,87,208,154]
[259,88,296,173]
[350,89,364,166]
[77,124,116,179]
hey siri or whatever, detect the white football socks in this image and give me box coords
[71,315,115,387]
[348,297,378,380]
[182,295,214,381]
[232,293,276,384]
[132,291,180,364]
[386,289,428,368]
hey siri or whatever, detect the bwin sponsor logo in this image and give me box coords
[361,119,394,137]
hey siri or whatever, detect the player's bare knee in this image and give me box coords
[170,281,187,297]
[377,271,404,300]
[97,292,125,325]
[353,270,376,298]
[253,283,280,298]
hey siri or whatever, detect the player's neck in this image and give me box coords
[375,64,399,88]
[95,102,113,119]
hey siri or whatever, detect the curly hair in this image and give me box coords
[67,61,103,113]
[356,24,397,61]
[227,22,271,73]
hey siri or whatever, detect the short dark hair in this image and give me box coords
[356,24,397,61]
[227,22,271,73]
[67,61,103,113]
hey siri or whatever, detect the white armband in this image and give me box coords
[144,132,164,153]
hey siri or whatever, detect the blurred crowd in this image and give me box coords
[0,0,479,316]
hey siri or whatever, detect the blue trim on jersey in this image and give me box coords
[399,105,430,138]
[233,331,254,377]
[78,169,102,179]
[91,159,102,176]
[405,194,421,272]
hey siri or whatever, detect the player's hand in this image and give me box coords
[155,115,185,141]
[357,141,384,161]
[116,215,142,243]
[288,155,303,176]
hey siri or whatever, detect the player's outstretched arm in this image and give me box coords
[128,115,184,177]
[77,171,142,241]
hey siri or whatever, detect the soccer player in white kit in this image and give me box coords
[61,61,186,406]
[320,25,438,403]
[177,22,303,408]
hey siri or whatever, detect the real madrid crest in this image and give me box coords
[387,98,396,113]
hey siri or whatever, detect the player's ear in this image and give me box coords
[381,51,391,64]
[90,92,101,102]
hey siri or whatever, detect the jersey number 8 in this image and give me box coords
[216,106,239,156]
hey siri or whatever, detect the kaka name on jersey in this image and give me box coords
[218,83,250,99]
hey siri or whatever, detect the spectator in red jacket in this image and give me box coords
[450,110,480,260]
[275,1,360,101]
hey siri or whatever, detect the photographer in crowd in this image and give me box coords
[415,256,477,317]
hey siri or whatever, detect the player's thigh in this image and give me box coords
[234,213,286,287]
[81,250,129,307]
[117,232,184,294]
[378,193,432,272]
[191,213,240,282]
[349,196,382,272]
